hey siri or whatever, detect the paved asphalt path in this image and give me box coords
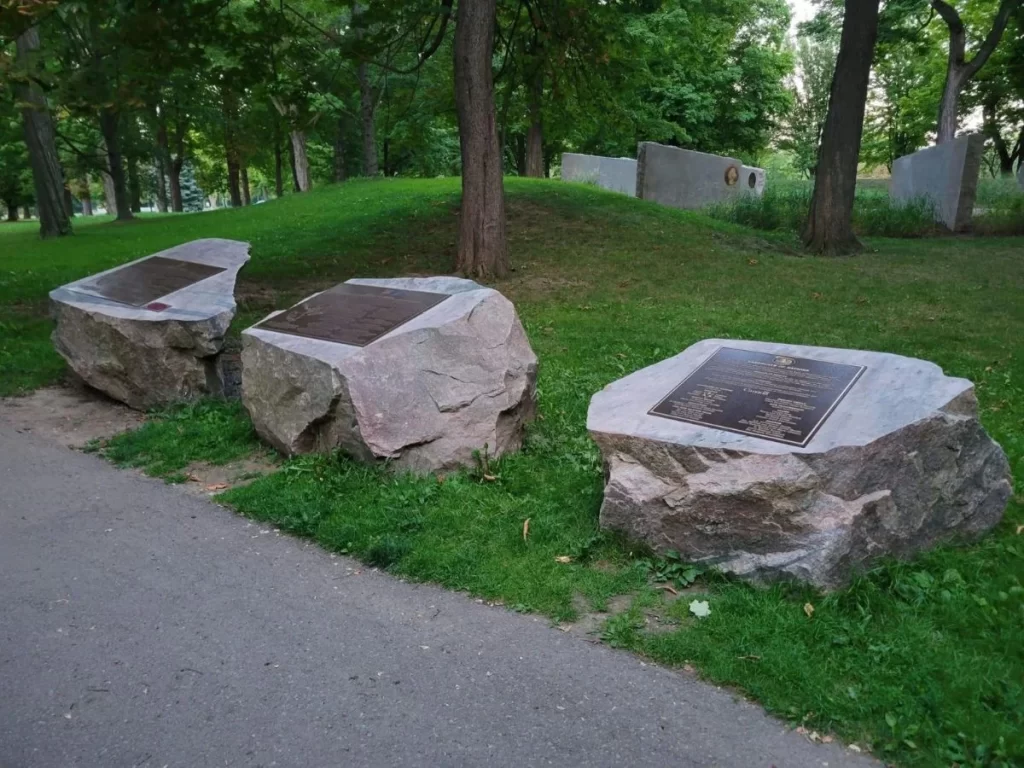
[0,424,879,768]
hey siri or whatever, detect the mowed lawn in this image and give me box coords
[3,178,1023,767]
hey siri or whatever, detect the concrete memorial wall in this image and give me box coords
[561,153,637,197]
[635,143,745,210]
[587,339,1012,589]
[890,133,985,232]
[740,166,766,197]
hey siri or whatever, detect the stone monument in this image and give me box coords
[635,142,745,210]
[890,134,985,231]
[561,153,637,197]
[741,166,766,197]
[241,277,538,473]
[50,238,250,410]
[588,339,1011,589]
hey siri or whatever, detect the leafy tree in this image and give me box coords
[0,102,33,221]
[780,33,837,177]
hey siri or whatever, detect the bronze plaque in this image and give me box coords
[256,283,450,347]
[649,347,865,447]
[80,256,225,307]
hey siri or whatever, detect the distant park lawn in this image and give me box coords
[3,178,1022,767]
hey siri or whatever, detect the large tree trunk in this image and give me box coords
[525,72,544,178]
[291,130,312,192]
[63,186,74,217]
[227,153,242,207]
[932,0,1019,144]
[169,159,183,212]
[454,0,508,278]
[223,89,242,207]
[15,26,72,238]
[334,116,347,182]
[359,62,378,176]
[288,138,301,192]
[5,202,18,222]
[241,166,251,205]
[80,177,93,216]
[155,119,169,213]
[128,156,142,213]
[802,0,880,257]
[98,109,133,221]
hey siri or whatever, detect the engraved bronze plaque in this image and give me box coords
[649,347,865,447]
[256,283,450,347]
[79,256,225,307]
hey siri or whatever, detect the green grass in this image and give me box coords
[4,178,1024,766]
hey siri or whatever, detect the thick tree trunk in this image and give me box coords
[5,202,18,222]
[454,0,508,278]
[63,186,74,217]
[15,26,72,238]
[155,120,169,213]
[98,109,133,221]
[223,89,242,207]
[802,0,880,256]
[288,139,300,192]
[23,206,32,219]
[291,130,312,192]
[274,136,284,197]
[241,167,251,205]
[525,74,544,178]
[227,153,242,207]
[359,62,378,176]
[334,116,347,182]
[80,178,93,216]
[169,160,183,212]
[932,0,1020,144]
[128,156,142,213]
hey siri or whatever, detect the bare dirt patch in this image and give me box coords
[176,454,279,497]
[0,384,143,448]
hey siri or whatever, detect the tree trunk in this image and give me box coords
[155,120,169,213]
[274,135,284,197]
[169,159,183,212]
[359,62,378,176]
[241,166,251,205]
[63,185,74,217]
[932,0,1020,144]
[288,138,301,192]
[454,0,508,278]
[802,0,880,256]
[334,116,347,182]
[80,178,93,216]
[5,202,17,222]
[525,73,544,178]
[227,153,242,207]
[98,109,133,221]
[128,155,142,213]
[291,130,312,192]
[15,26,72,238]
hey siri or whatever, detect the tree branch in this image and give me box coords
[961,0,1022,81]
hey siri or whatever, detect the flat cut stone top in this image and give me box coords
[588,339,973,455]
[50,239,250,322]
[244,276,489,365]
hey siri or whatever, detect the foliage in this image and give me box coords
[778,33,837,178]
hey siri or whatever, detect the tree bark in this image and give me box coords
[128,155,142,213]
[5,202,18,222]
[98,109,133,221]
[802,0,880,257]
[291,130,312,192]
[334,116,347,182]
[64,185,74,217]
[359,62,378,176]
[454,0,509,278]
[15,26,72,238]
[525,73,544,178]
[155,119,169,213]
[227,154,242,207]
[241,166,251,205]
[933,0,1020,144]
[80,177,93,216]
[223,89,242,207]
[288,138,300,192]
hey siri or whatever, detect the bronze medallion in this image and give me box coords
[77,256,226,307]
[724,165,740,186]
[649,347,865,447]
[256,283,450,347]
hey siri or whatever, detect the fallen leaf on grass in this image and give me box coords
[737,654,761,661]
[656,583,679,595]
[554,555,573,564]
[849,744,862,753]
[522,518,531,541]
[748,259,759,266]
[204,483,229,492]
[482,473,498,482]
[688,599,710,618]
[803,602,815,618]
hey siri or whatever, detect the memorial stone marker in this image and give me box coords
[50,239,250,409]
[241,277,538,473]
[740,166,766,197]
[561,153,637,197]
[890,133,985,231]
[635,142,745,210]
[588,339,1012,589]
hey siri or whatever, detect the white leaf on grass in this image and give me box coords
[688,599,711,618]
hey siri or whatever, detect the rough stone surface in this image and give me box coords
[50,239,250,410]
[561,152,637,196]
[636,142,743,210]
[588,339,1012,590]
[741,165,766,197]
[890,134,985,231]
[241,277,538,473]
